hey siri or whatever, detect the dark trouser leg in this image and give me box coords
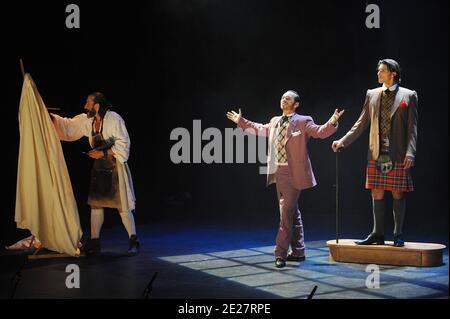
[356,190,385,245]
[372,198,385,236]
[393,197,406,236]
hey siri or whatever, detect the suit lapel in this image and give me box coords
[391,88,403,118]
[372,88,382,118]
[284,113,299,145]
[269,116,281,148]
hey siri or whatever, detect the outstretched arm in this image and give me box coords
[305,108,344,139]
[51,113,91,141]
[332,91,370,152]
[226,108,271,136]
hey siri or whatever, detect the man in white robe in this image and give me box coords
[51,92,139,256]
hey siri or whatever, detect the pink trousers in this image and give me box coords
[274,165,305,259]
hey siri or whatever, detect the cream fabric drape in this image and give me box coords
[15,74,82,256]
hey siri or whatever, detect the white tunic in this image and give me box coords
[52,111,136,212]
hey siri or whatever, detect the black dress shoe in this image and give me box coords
[393,234,405,247]
[275,258,286,268]
[286,254,306,262]
[127,235,140,256]
[355,233,385,245]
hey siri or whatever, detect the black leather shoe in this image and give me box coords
[83,238,101,256]
[127,235,140,256]
[393,234,405,247]
[275,258,286,268]
[355,233,385,245]
[286,254,306,262]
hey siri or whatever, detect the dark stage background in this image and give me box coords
[1,0,448,246]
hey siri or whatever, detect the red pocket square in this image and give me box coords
[399,100,408,108]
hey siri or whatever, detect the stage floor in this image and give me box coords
[0,223,448,299]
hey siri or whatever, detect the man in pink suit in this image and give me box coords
[227,90,344,268]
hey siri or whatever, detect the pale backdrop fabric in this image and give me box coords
[15,74,82,256]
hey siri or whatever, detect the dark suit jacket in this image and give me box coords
[340,86,418,162]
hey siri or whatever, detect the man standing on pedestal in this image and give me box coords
[332,59,418,247]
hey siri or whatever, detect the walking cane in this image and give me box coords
[335,149,341,244]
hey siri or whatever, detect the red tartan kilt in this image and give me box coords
[366,160,414,192]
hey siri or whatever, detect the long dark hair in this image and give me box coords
[89,92,112,118]
[377,59,402,84]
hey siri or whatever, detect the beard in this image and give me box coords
[86,108,96,118]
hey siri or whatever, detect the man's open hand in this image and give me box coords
[329,109,345,125]
[226,108,242,124]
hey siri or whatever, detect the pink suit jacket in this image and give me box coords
[238,113,338,190]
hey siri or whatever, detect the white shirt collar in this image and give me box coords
[382,83,398,92]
